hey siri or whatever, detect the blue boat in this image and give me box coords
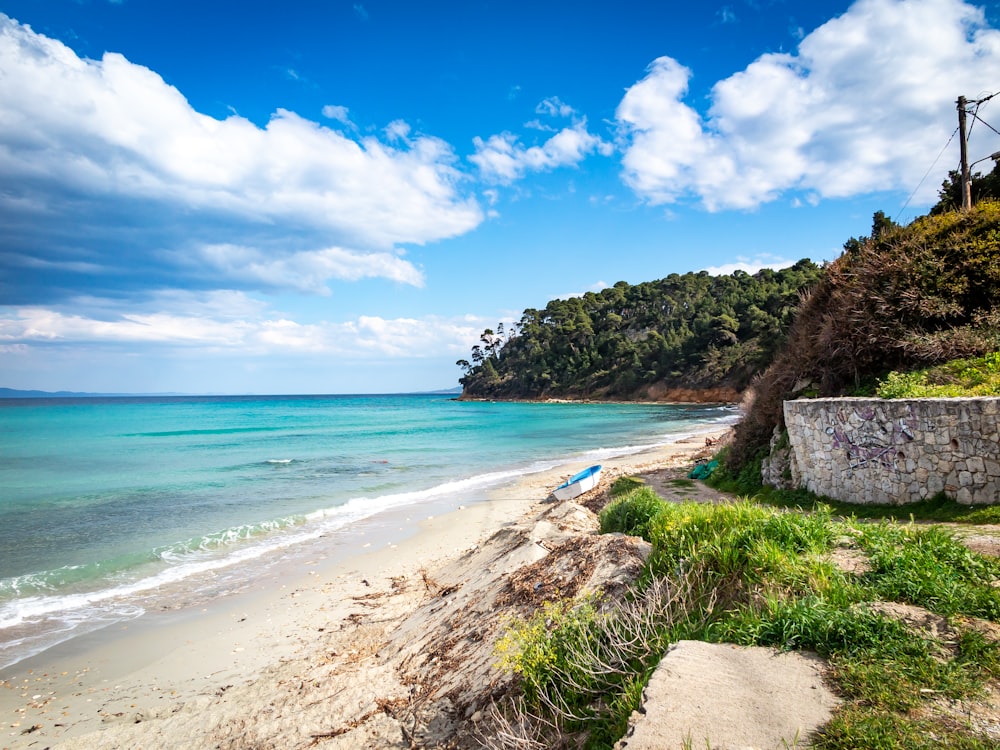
[552,464,602,501]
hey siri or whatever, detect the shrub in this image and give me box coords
[599,487,667,540]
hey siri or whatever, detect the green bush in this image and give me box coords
[876,351,1000,398]
[599,487,667,540]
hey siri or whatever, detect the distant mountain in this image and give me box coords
[1,387,102,398]
[0,388,190,398]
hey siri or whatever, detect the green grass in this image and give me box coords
[493,494,1000,749]
[856,523,1000,618]
[598,486,668,540]
[757,486,1000,524]
[705,451,1000,524]
[667,478,696,489]
[608,475,647,497]
[876,351,1000,398]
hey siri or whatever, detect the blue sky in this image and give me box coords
[3,0,1000,394]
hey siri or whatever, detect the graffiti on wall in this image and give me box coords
[825,404,916,474]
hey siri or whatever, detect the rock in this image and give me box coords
[615,640,839,750]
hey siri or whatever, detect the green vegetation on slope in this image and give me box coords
[875,351,1000,398]
[728,202,1000,471]
[491,486,1000,749]
[458,260,824,400]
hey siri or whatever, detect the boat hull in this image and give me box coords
[552,465,602,501]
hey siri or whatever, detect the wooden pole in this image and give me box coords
[958,96,972,210]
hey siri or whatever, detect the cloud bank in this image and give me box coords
[0,301,485,360]
[0,13,482,303]
[617,0,1000,210]
[5,0,1000,389]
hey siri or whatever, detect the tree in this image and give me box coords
[931,164,1000,215]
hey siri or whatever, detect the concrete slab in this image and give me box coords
[616,640,839,750]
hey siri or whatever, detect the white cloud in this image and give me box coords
[700,255,798,276]
[553,280,611,300]
[0,304,484,359]
[0,307,252,345]
[536,96,576,118]
[191,244,424,294]
[471,120,613,183]
[0,14,483,300]
[471,95,613,183]
[321,104,352,124]
[617,0,1000,210]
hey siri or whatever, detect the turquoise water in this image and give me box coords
[0,394,735,668]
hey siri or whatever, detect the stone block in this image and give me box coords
[968,456,986,474]
[959,471,974,487]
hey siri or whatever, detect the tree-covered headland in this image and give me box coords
[457,260,824,401]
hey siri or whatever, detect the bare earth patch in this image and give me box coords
[950,524,1000,558]
[827,545,872,576]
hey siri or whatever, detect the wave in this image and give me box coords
[126,426,286,438]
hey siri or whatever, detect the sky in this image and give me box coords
[2,0,1000,395]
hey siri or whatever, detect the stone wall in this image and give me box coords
[782,397,1000,506]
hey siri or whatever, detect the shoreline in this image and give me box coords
[454,394,742,405]
[0,427,729,749]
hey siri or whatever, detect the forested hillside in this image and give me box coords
[457,260,824,400]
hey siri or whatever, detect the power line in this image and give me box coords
[895,126,958,222]
[970,112,1000,139]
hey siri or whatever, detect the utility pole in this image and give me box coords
[958,95,972,211]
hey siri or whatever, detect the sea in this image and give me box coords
[0,393,737,671]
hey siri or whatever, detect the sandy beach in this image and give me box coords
[1,429,730,750]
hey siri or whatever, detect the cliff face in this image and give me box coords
[635,383,743,403]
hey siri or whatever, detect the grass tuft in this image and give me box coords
[598,486,667,540]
